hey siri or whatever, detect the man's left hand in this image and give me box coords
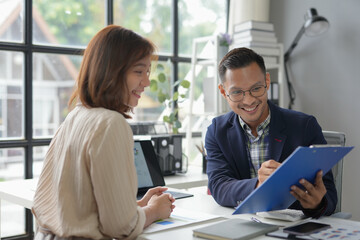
[290,170,327,209]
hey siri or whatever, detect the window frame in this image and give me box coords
[0,0,229,238]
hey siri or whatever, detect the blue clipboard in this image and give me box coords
[233,145,354,215]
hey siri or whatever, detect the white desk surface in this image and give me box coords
[1,178,359,240]
[0,179,279,240]
[138,186,292,240]
[164,166,208,189]
[0,178,36,209]
[0,166,207,211]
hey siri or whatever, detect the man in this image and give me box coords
[205,48,337,217]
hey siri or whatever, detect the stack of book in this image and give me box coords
[230,20,279,65]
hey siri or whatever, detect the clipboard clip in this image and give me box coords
[310,144,342,148]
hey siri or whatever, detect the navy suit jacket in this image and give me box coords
[205,101,337,216]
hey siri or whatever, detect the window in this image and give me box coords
[114,0,172,55]
[0,0,227,238]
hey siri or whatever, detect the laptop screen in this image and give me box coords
[134,139,194,200]
[134,140,165,190]
[134,141,155,188]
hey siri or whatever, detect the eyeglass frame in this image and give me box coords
[222,83,268,102]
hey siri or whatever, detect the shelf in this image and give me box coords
[164,166,208,189]
[196,59,216,66]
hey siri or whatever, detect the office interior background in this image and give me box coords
[0,0,359,238]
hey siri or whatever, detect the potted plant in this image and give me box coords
[150,64,190,134]
[218,32,232,58]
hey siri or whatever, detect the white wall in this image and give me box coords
[269,0,360,220]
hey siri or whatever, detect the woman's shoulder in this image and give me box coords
[77,105,126,121]
[65,105,129,136]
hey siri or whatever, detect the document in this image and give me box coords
[143,207,220,233]
[268,217,360,240]
[233,145,354,215]
[310,217,360,239]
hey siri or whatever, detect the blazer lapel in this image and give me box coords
[227,113,251,179]
[268,101,287,162]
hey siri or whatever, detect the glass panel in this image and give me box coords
[131,60,171,123]
[114,0,171,55]
[32,0,105,47]
[33,53,82,138]
[0,148,24,180]
[177,62,215,133]
[33,146,48,178]
[0,147,25,237]
[0,51,24,140]
[178,62,217,163]
[178,0,226,56]
[177,62,192,132]
[182,136,203,165]
[0,0,24,43]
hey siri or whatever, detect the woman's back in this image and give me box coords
[33,105,145,239]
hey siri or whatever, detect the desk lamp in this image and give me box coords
[284,8,329,109]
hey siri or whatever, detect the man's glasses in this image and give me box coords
[224,85,267,102]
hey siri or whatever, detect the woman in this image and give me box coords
[32,25,175,239]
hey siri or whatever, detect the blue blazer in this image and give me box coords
[205,101,337,216]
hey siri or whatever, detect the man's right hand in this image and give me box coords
[256,159,281,188]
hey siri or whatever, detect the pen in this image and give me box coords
[251,217,263,223]
[196,142,206,157]
[196,144,204,155]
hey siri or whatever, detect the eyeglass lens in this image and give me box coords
[228,86,266,102]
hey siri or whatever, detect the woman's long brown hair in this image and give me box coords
[68,25,156,118]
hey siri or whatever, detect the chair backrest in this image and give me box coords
[322,130,346,213]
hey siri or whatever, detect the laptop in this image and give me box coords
[134,139,193,200]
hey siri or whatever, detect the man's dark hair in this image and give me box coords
[218,47,266,83]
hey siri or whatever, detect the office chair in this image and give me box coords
[322,130,347,216]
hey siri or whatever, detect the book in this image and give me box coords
[233,145,354,215]
[234,20,274,33]
[233,29,276,40]
[232,35,277,44]
[263,56,278,65]
[193,218,279,240]
[231,40,279,48]
[267,82,279,103]
[228,47,278,64]
[230,43,280,55]
[248,46,280,56]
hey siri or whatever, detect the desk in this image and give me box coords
[164,166,208,189]
[0,178,37,239]
[0,169,207,239]
[0,179,289,240]
[1,180,359,240]
[0,166,207,215]
[139,187,360,240]
[138,186,292,240]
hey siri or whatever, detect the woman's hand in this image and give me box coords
[137,186,169,207]
[143,192,176,228]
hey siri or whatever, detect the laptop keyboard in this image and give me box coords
[164,190,194,200]
[137,190,193,200]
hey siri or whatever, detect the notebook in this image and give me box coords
[134,139,193,200]
[256,209,306,222]
[193,218,279,240]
